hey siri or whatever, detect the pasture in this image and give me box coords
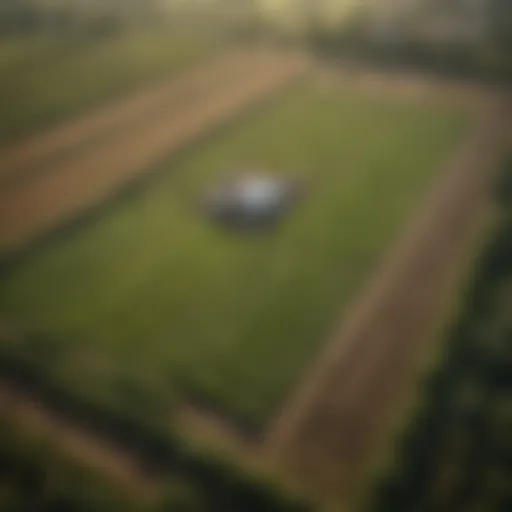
[0,86,470,429]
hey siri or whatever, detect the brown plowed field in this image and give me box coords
[263,97,511,500]
[0,50,308,257]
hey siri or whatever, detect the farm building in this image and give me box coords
[205,171,302,228]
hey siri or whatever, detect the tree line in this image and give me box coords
[0,0,165,37]
[307,0,512,82]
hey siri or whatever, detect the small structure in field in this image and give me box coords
[204,170,304,229]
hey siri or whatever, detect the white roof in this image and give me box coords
[238,175,283,211]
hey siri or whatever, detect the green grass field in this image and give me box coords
[0,87,471,427]
[0,29,212,142]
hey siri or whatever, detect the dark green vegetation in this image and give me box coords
[0,417,144,512]
[0,413,310,511]
[308,0,512,83]
[0,87,470,428]
[0,29,212,141]
[368,156,512,512]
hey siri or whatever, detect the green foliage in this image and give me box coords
[0,418,143,512]
[0,377,312,511]
[496,156,512,206]
[310,1,512,83]
[367,154,512,512]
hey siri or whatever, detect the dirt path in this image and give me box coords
[263,95,511,499]
[0,51,308,257]
[0,382,162,498]
[0,49,264,186]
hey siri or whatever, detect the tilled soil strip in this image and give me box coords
[0,54,307,256]
[263,98,511,497]
[0,49,272,187]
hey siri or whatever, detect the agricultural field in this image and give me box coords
[0,50,305,254]
[0,28,214,142]
[0,85,471,432]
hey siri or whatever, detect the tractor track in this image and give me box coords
[0,50,308,257]
[263,94,511,498]
[0,49,264,186]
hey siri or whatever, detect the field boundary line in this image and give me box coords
[262,92,511,497]
[0,49,276,189]
[0,52,309,259]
